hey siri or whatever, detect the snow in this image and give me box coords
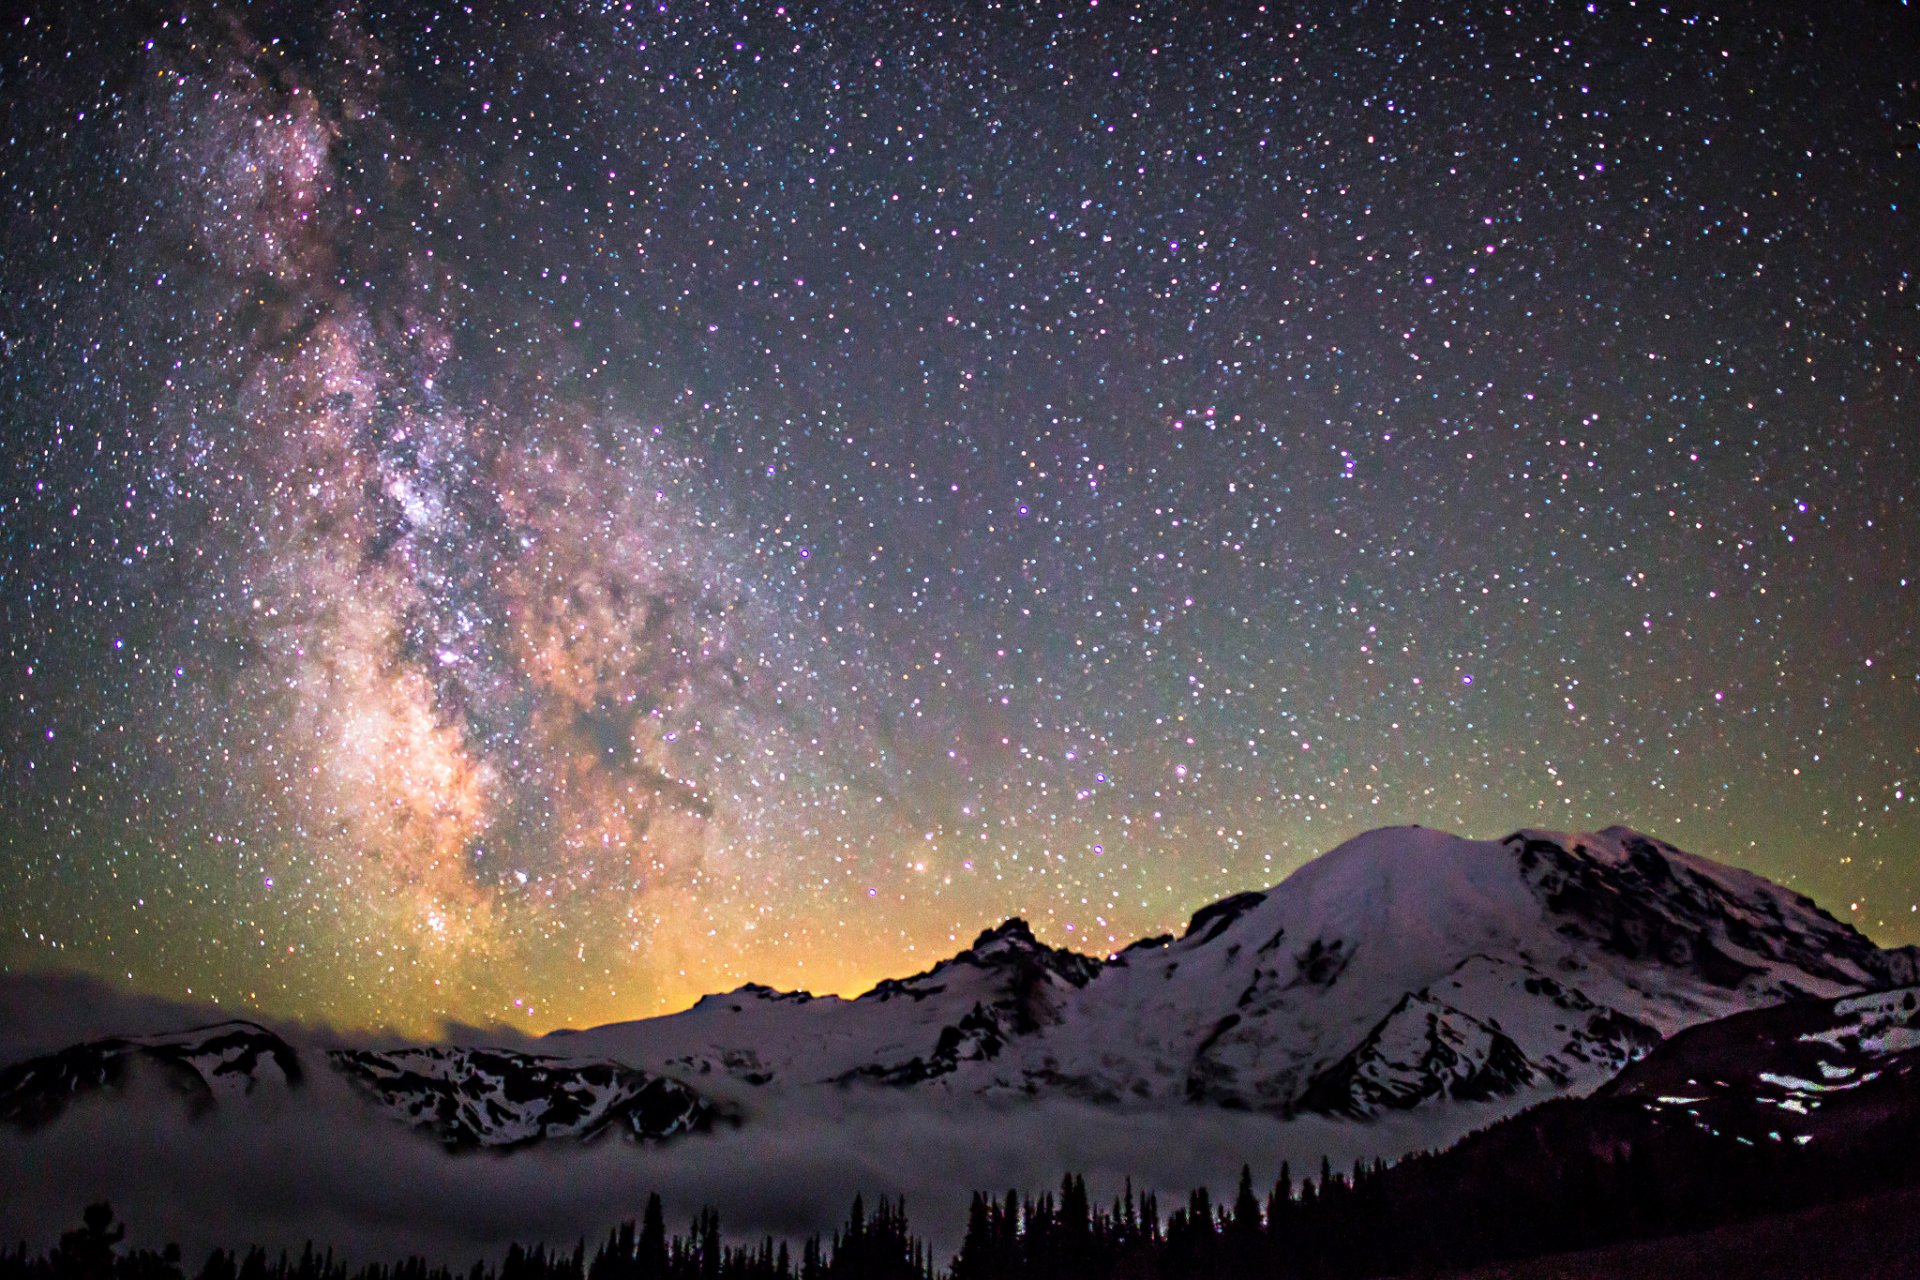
[8,822,1912,1227]
[1758,1071,1852,1095]
[131,1022,299,1097]
[1805,987,1920,1056]
[551,824,1904,1138]
[1631,981,1920,1149]
[328,1045,711,1147]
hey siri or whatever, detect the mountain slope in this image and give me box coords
[554,915,1104,1091]
[0,1020,713,1148]
[0,1021,302,1128]
[1252,980,1920,1278]
[4,825,1910,1152]
[328,1045,713,1148]
[556,825,1914,1123]
[1004,825,1909,1115]
[1606,983,1920,1148]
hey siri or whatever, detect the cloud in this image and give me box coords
[0,973,1515,1266]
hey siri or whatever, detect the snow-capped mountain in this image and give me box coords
[0,1020,302,1128]
[1111,823,1914,1117]
[4,825,1912,1147]
[556,825,1917,1120]
[549,915,1105,1091]
[0,1019,711,1148]
[328,1046,714,1148]
[3,824,1913,1271]
[1132,982,1920,1279]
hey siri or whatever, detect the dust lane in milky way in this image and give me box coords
[1,0,1915,1032]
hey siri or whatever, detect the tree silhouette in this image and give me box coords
[50,1204,125,1280]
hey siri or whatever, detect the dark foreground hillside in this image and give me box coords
[1437,1181,1920,1280]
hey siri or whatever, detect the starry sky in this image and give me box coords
[1,0,1915,1034]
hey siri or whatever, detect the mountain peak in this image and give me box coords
[963,919,1105,988]
[11,819,1918,1169]
[1182,891,1268,944]
[970,917,1040,952]
[690,982,816,1012]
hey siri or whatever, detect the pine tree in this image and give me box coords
[951,1195,995,1280]
[637,1196,666,1280]
[50,1203,124,1280]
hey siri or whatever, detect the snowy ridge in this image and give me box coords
[0,1021,716,1151]
[0,1020,302,1127]
[559,916,1103,1091]
[557,825,1917,1127]
[4,824,1912,1160]
[328,1046,712,1148]
[1505,826,1898,1000]
[1294,990,1536,1116]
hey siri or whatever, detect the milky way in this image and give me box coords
[2,0,1915,1032]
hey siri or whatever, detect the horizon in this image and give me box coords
[3,817,1898,1041]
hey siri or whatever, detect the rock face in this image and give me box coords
[0,1021,302,1127]
[1508,829,1898,993]
[560,825,1917,1124]
[834,917,1105,1086]
[327,1046,713,1148]
[1294,991,1540,1117]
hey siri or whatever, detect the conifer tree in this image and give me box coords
[638,1196,667,1280]
[50,1203,124,1280]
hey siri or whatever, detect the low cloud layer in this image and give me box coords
[0,972,1517,1264]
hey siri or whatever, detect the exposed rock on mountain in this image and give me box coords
[328,1046,713,1148]
[7,825,1913,1158]
[0,1021,301,1128]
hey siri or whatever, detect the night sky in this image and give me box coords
[1,0,1915,1034]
